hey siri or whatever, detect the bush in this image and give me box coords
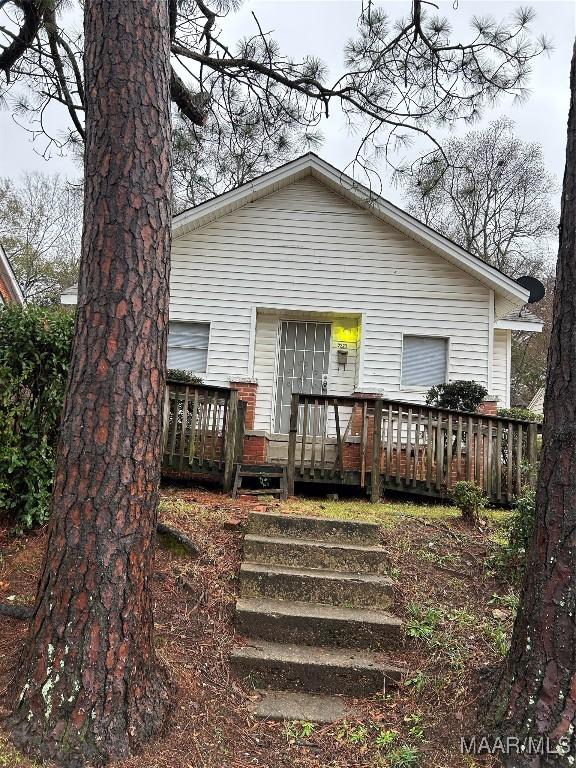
[167,368,203,384]
[506,488,536,562]
[450,481,487,525]
[0,305,74,529]
[497,407,542,423]
[426,380,487,412]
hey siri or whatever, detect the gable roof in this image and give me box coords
[173,153,530,306]
[0,244,24,305]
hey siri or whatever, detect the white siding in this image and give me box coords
[170,177,493,423]
[492,329,511,407]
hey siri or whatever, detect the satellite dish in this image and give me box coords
[516,276,545,304]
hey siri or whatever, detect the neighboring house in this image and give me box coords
[529,387,545,416]
[62,154,543,491]
[0,244,24,306]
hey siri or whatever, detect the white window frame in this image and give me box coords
[400,332,450,392]
[167,320,210,374]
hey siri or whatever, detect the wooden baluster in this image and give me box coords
[300,397,309,477]
[386,404,393,481]
[178,386,190,471]
[413,408,421,486]
[475,417,483,488]
[210,392,219,468]
[467,416,473,481]
[371,399,383,503]
[406,408,413,485]
[486,419,493,499]
[507,421,514,503]
[188,388,199,465]
[310,398,319,476]
[395,405,403,484]
[495,421,503,503]
[320,400,328,478]
[333,399,344,479]
[456,416,463,481]
[426,411,433,490]
[169,388,179,467]
[287,392,299,495]
[199,393,210,466]
[436,411,444,491]
[162,387,170,461]
[516,423,524,496]
[360,400,368,488]
[446,413,453,490]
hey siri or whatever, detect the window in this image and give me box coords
[167,321,209,372]
[401,335,448,388]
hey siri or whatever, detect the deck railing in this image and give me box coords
[162,380,245,490]
[287,392,540,504]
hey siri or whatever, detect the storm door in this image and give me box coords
[274,321,331,434]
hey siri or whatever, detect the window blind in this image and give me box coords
[167,321,209,372]
[401,335,447,388]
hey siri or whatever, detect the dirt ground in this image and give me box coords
[0,486,517,768]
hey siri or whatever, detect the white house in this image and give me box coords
[63,153,543,449]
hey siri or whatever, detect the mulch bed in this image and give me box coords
[0,487,512,767]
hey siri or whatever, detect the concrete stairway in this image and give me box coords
[231,510,405,722]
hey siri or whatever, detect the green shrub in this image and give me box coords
[426,380,487,412]
[0,304,74,528]
[497,407,542,423]
[167,368,203,384]
[506,488,536,561]
[450,481,487,524]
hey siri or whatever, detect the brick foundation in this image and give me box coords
[0,275,12,304]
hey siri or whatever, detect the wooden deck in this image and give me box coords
[161,382,541,505]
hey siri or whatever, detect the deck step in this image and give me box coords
[231,640,403,696]
[249,690,356,723]
[235,489,283,496]
[247,510,381,546]
[235,597,402,649]
[243,534,388,575]
[240,562,394,609]
[232,465,288,500]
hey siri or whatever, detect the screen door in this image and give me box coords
[274,321,331,434]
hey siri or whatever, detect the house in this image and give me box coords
[0,244,24,306]
[529,387,545,416]
[62,154,543,500]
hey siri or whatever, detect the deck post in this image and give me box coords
[527,422,538,489]
[371,399,383,503]
[287,392,300,496]
[223,389,238,492]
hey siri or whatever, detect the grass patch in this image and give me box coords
[279,497,511,528]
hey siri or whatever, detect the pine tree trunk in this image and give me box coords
[5,1,173,765]
[487,41,576,767]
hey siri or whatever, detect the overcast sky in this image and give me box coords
[1,0,574,210]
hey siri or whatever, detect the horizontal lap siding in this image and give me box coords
[492,329,511,407]
[171,178,491,410]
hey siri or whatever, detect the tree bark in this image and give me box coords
[487,41,576,767]
[4,1,173,765]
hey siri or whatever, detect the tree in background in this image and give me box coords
[402,118,559,406]
[0,1,551,765]
[0,173,82,304]
[488,42,576,764]
[402,118,558,278]
[510,271,555,406]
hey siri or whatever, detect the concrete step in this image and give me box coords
[243,534,388,575]
[231,640,404,696]
[235,597,402,650]
[240,562,394,610]
[247,510,381,546]
[249,690,356,723]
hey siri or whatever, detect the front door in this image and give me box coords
[274,320,331,434]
